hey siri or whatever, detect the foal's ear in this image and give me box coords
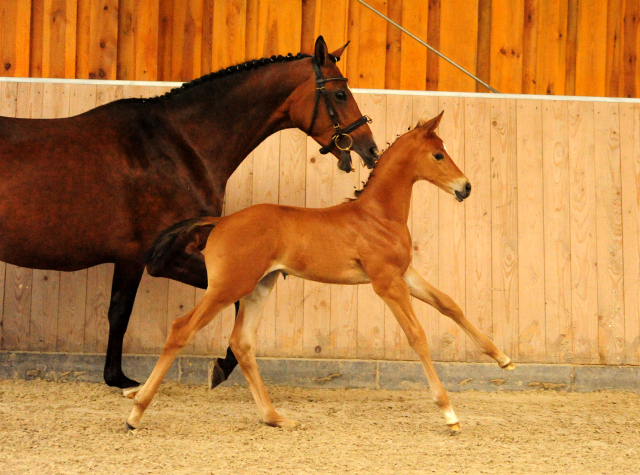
[330,41,350,61]
[314,36,329,66]
[416,111,445,134]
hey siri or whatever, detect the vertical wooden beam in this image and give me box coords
[117,0,159,80]
[170,0,203,81]
[211,0,247,71]
[439,0,478,92]
[384,0,402,90]
[476,0,492,92]
[76,0,119,79]
[521,0,538,94]
[0,0,32,77]
[399,0,428,91]
[594,102,624,364]
[605,0,623,96]
[463,96,492,362]
[157,0,174,80]
[622,0,637,98]
[516,99,545,362]
[564,0,579,96]
[535,0,568,95]
[426,0,440,91]
[574,0,608,96]
[489,0,524,93]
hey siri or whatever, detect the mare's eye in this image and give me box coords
[334,91,347,101]
[434,153,444,160]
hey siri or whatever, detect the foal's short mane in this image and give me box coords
[119,52,340,104]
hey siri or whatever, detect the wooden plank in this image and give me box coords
[620,103,640,364]
[384,94,413,360]
[475,0,491,92]
[117,0,134,79]
[355,0,387,89]
[345,0,361,87]
[252,0,302,58]
[490,98,519,360]
[252,133,281,357]
[119,0,159,81]
[426,0,441,91]
[535,0,568,95]
[384,0,402,90]
[211,0,247,71]
[594,102,624,363]
[439,0,478,92]
[399,0,428,91]
[0,83,30,351]
[0,0,32,77]
[40,0,77,78]
[463,96,492,362]
[57,84,96,353]
[303,133,333,358]
[275,129,306,357]
[564,0,579,96]
[76,0,119,80]
[605,0,623,97]
[411,95,440,361]
[312,0,349,59]
[170,0,203,81]
[516,99,545,362]
[356,93,386,359]
[574,0,608,96]
[437,96,466,362]
[200,0,213,74]
[489,0,524,93]
[521,0,537,94]
[568,100,598,363]
[622,0,637,98]
[157,0,174,80]
[542,100,572,363]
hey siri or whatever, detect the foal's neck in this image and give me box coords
[165,60,308,178]
[355,140,416,224]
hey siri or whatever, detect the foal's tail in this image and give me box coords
[144,217,219,273]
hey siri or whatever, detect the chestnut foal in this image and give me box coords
[126,112,514,432]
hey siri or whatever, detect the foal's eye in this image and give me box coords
[334,91,347,101]
[434,153,444,160]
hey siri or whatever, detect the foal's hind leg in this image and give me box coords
[373,276,460,431]
[126,290,229,429]
[403,266,514,369]
[229,272,296,427]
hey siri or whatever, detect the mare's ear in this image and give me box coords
[416,110,444,135]
[329,41,350,61]
[314,36,329,66]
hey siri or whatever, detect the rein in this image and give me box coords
[306,55,372,155]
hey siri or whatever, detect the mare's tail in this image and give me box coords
[144,217,218,274]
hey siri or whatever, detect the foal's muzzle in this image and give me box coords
[454,182,472,202]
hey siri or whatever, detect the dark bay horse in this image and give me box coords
[126,112,514,432]
[0,36,378,389]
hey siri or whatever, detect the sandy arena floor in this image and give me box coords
[0,379,639,474]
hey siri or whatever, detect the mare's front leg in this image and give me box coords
[146,237,239,389]
[403,266,514,369]
[229,272,296,427]
[104,263,145,389]
[126,289,230,429]
[372,275,460,431]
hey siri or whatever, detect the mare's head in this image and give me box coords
[288,36,379,173]
[410,111,471,201]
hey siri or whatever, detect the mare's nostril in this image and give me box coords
[370,146,380,158]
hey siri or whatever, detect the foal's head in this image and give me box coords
[409,112,471,202]
[287,36,379,173]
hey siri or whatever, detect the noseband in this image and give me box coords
[306,56,372,155]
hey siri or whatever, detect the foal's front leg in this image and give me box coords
[403,266,514,369]
[372,276,460,431]
[229,272,296,427]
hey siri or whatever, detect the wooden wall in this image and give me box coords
[1,80,639,366]
[0,0,639,96]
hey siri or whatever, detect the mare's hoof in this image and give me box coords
[208,359,228,390]
[448,422,461,433]
[105,374,140,390]
[123,385,143,399]
[125,421,137,431]
[501,361,516,371]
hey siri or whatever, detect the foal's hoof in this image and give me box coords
[125,421,137,431]
[448,422,461,433]
[123,385,143,399]
[266,418,298,428]
[500,361,516,371]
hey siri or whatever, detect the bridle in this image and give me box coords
[306,55,372,155]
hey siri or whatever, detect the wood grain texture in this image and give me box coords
[463,96,492,362]
[568,101,598,364]
[516,99,545,362]
[439,0,478,92]
[490,98,519,359]
[76,0,118,79]
[542,100,573,363]
[594,102,624,364]
[437,96,466,362]
[489,0,524,93]
[574,0,608,96]
[620,103,640,364]
[535,0,568,95]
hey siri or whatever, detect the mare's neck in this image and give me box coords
[356,141,416,224]
[164,60,308,179]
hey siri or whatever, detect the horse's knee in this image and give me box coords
[229,334,253,361]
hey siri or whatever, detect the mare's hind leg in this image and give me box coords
[403,266,514,369]
[229,272,296,427]
[373,276,459,431]
[104,263,144,389]
[126,289,230,429]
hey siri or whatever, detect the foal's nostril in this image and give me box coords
[465,182,472,194]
